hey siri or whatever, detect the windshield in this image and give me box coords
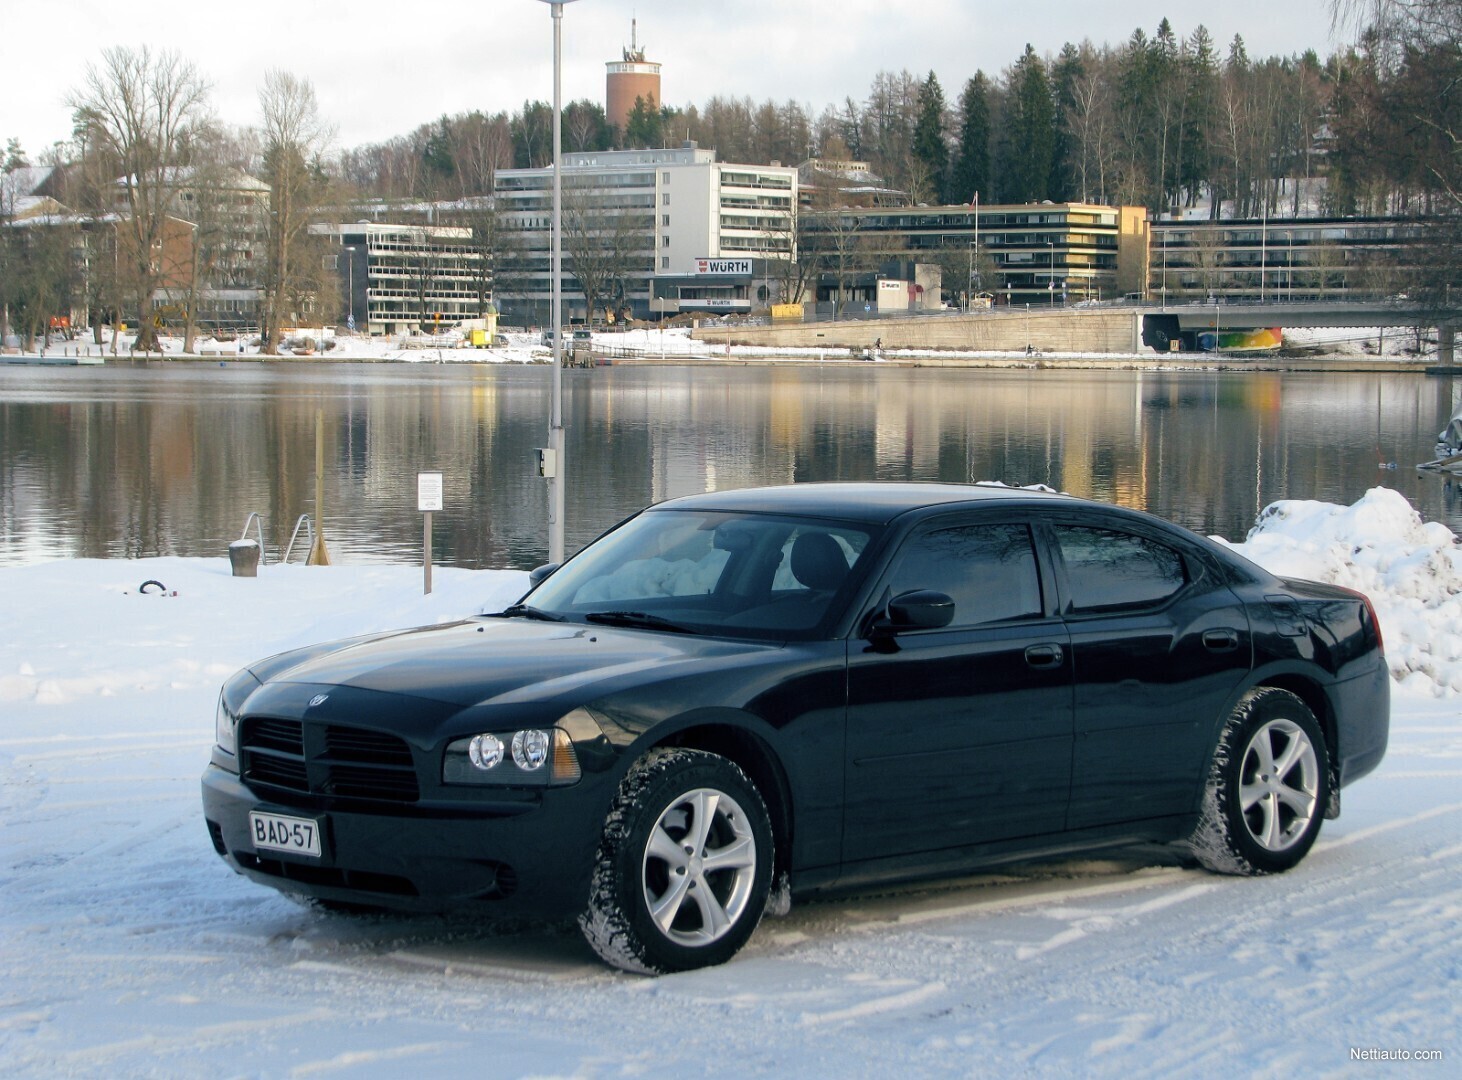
[523,508,878,640]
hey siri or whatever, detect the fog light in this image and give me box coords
[469,733,504,770]
[512,729,550,771]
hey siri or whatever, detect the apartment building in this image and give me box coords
[492,144,797,323]
[112,168,270,329]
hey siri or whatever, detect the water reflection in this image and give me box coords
[1,362,1457,569]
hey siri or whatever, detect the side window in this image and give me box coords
[888,524,1042,626]
[1052,526,1186,611]
[770,527,867,594]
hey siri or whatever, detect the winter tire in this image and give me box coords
[1188,686,1330,875]
[579,748,773,974]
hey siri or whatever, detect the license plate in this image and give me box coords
[249,811,322,858]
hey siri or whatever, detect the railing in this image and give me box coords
[237,513,315,565]
[238,513,267,563]
[283,516,315,565]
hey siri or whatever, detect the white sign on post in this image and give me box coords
[418,472,444,512]
[418,472,443,595]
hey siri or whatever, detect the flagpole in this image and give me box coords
[968,191,980,311]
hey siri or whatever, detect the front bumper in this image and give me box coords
[201,763,608,918]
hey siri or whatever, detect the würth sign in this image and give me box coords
[694,258,753,276]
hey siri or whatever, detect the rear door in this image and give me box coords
[1045,519,1252,829]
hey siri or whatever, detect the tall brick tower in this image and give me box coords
[606,19,661,133]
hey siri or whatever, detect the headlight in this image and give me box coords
[444,723,585,787]
[512,729,551,771]
[214,668,260,757]
[469,733,504,770]
[215,692,238,755]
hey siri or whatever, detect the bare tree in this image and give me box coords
[67,46,211,352]
[561,180,651,322]
[170,126,243,352]
[817,209,872,317]
[258,70,333,353]
[1067,65,1115,204]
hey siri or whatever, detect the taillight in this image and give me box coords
[1360,593,1384,655]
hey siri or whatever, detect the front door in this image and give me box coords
[843,521,1074,864]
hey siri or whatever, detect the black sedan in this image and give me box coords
[202,483,1389,974]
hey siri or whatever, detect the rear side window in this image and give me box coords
[887,523,1042,626]
[1052,525,1186,612]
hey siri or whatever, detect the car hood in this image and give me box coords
[255,617,773,709]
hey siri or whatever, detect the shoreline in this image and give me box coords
[1,350,1442,375]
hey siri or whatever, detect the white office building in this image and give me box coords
[493,144,797,323]
[312,222,487,336]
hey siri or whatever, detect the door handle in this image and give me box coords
[1202,628,1240,652]
[1025,643,1064,669]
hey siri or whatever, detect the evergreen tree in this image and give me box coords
[1049,44,1086,201]
[950,73,992,205]
[1116,28,1161,209]
[1182,27,1221,208]
[912,72,950,202]
[624,95,664,148]
[3,138,27,173]
[421,117,455,195]
[1004,45,1056,202]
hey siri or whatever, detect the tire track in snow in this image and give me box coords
[35,1007,338,1071]
[799,981,947,1026]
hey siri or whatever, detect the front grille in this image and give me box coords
[249,718,304,755]
[240,718,421,804]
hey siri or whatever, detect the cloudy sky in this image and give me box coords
[4,0,1348,162]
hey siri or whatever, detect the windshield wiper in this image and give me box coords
[492,603,566,622]
[584,610,697,634]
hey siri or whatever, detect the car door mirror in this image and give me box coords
[528,563,560,588]
[875,590,955,634]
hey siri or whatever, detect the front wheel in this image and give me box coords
[1187,687,1330,875]
[579,748,773,974]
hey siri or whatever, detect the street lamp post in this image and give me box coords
[535,0,581,565]
[1047,240,1055,306]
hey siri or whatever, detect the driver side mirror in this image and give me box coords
[870,589,955,636]
[528,563,560,588]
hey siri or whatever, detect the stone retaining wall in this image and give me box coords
[691,309,1145,354]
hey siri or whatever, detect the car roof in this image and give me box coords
[652,482,1077,526]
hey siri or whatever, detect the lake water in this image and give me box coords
[3,360,1460,570]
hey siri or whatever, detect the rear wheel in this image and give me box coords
[1188,687,1329,875]
[579,748,773,974]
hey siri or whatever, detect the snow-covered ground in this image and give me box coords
[1,489,1458,1077]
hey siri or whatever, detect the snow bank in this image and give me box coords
[1225,487,1462,697]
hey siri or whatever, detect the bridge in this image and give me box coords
[1139,300,1462,363]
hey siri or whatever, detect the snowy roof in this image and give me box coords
[112,166,268,193]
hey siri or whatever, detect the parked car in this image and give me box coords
[202,483,1389,974]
